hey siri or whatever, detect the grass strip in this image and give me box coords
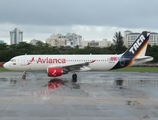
[111,67,158,72]
[0,67,13,72]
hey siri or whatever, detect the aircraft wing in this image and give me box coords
[47,60,96,72]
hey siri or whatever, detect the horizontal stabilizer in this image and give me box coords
[132,56,153,65]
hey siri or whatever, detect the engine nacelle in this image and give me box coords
[47,67,63,77]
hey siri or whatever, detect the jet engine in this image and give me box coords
[47,67,63,77]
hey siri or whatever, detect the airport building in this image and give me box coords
[10,28,23,45]
[46,33,82,47]
[124,30,158,47]
[81,39,112,48]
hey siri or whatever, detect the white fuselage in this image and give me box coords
[4,54,123,71]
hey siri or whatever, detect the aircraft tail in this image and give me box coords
[111,31,153,70]
[123,31,150,58]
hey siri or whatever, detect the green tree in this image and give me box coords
[146,44,158,63]
[0,43,8,50]
[113,31,126,53]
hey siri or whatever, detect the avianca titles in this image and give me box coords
[4,31,153,82]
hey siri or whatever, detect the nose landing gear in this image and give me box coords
[22,71,26,79]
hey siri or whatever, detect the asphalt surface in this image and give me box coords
[0,71,158,120]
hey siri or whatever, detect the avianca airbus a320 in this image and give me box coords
[4,31,153,82]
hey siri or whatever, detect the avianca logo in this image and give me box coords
[27,57,34,65]
[37,57,66,64]
[27,57,66,65]
[52,70,56,76]
[129,35,145,54]
[91,60,96,63]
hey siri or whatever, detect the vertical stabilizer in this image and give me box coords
[123,31,150,58]
[111,31,151,70]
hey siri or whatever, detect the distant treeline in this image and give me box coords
[0,42,157,63]
[0,31,158,63]
[0,41,124,62]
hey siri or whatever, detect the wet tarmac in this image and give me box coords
[0,71,158,120]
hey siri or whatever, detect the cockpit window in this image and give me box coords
[10,59,16,62]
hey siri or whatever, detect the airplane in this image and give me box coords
[3,31,153,82]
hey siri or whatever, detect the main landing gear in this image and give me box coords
[72,73,77,82]
[21,71,78,82]
[22,71,26,79]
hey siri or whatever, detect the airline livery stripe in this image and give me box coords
[134,40,149,58]
[126,38,149,67]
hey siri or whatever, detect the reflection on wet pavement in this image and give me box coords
[1,72,158,92]
[47,78,62,91]
[48,78,80,90]
[0,72,158,119]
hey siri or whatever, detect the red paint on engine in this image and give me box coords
[47,67,63,77]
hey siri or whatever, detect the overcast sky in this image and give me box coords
[0,0,158,44]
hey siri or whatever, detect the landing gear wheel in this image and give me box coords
[22,75,26,79]
[72,74,77,82]
[22,71,26,79]
[72,79,77,82]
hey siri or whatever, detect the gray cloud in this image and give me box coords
[0,0,158,29]
[0,0,158,44]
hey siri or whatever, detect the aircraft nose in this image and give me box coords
[3,62,9,69]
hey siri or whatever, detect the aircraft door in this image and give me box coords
[21,56,27,66]
[21,56,33,71]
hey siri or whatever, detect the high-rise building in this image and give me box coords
[10,28,23,45]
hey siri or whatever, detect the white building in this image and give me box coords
[46,33,82,47]
[65,33,82,46]
[82,39,112,48]
[10,28,23,45]
[124,30,158,47]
